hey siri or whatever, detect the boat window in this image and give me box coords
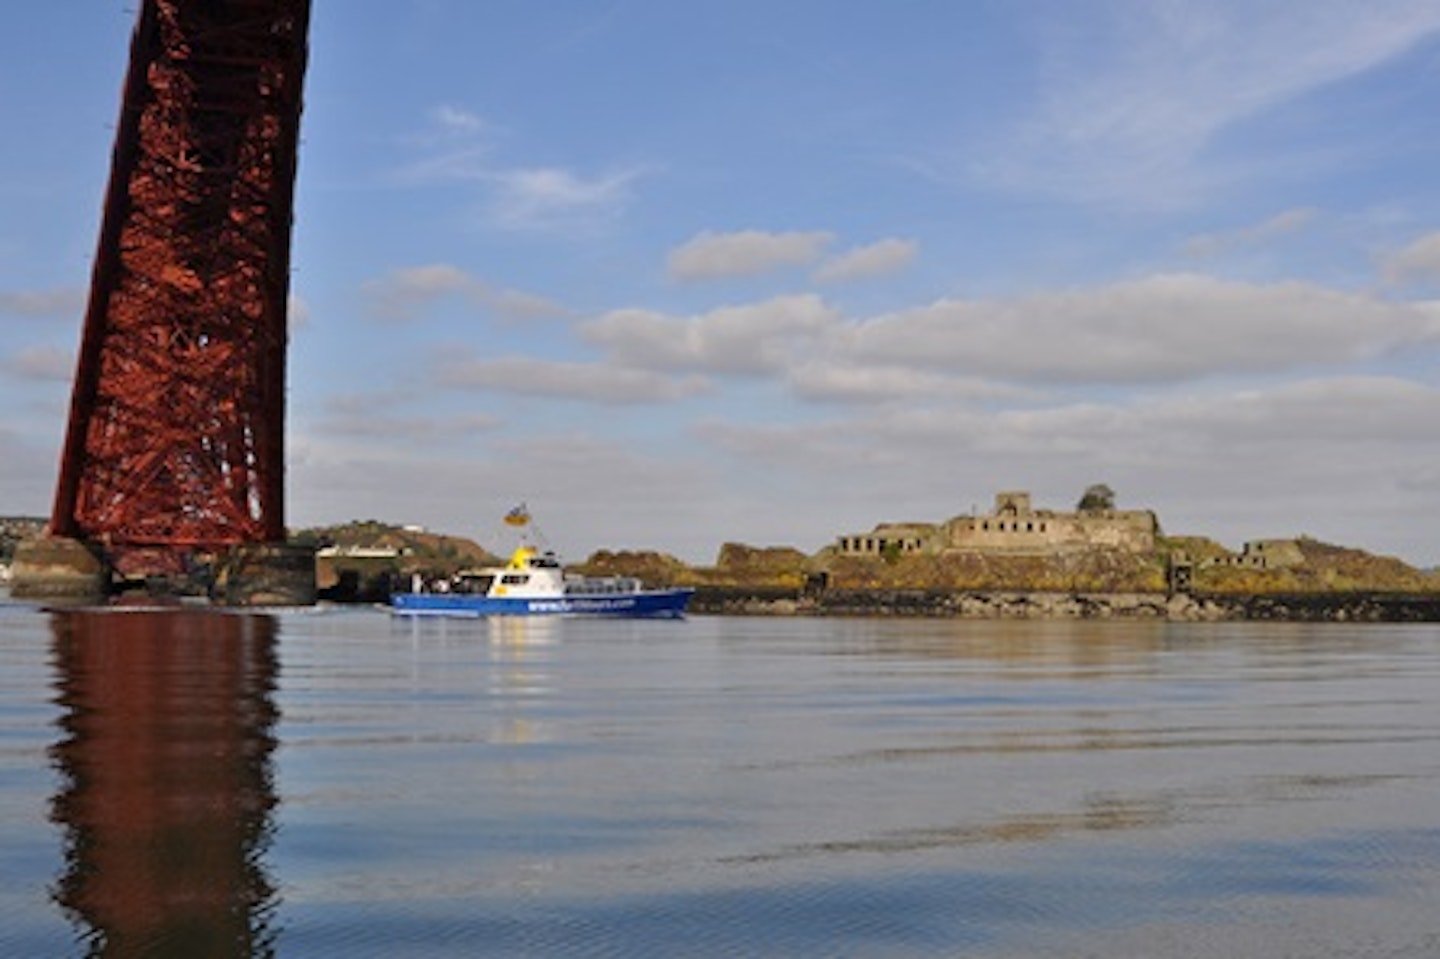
[563,575,643,595]
[501,574,529,585]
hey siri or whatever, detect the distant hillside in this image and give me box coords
[295,520,498,567]
[0,517,46,563]
[294,520,499,601]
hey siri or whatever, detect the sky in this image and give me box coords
[3,1,1440,566]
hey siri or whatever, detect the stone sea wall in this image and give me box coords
[690,587,1440,622]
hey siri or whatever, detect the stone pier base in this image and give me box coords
[9,538,317,607]
[9,537,108,604]
[218,543,317,607]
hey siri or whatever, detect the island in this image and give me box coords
[6,489,1438,620]
[293,488,1439,621]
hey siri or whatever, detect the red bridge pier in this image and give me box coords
[13,0,316,604]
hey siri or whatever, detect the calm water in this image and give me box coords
[2,600,1440,957]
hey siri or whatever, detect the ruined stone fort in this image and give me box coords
[835,491,1305,571]
[836,491,1158,558]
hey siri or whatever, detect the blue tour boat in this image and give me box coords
[390,508,693,619]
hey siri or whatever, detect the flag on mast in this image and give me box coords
[504,504,531,527]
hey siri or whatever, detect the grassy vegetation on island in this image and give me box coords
[301,520,1440,600]
[6,515,1435,602]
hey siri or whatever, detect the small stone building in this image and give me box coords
[835,523,936,558]
[1200,538,1304,570]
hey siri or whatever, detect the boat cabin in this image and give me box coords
[442,547,641,599]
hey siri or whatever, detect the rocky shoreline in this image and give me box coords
[7,565,1436,620]
[691,587,1440,622]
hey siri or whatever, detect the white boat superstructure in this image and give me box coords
[391,512,693,619]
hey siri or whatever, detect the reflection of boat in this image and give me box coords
[390,509,693,619]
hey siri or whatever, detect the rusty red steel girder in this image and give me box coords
[50,0,310,573]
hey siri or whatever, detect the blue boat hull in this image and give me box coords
[390,588,694,619]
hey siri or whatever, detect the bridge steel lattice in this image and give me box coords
[50,0,311,577]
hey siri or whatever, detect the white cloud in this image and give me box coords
[1381,231,1440,286]
[690,374,1440,558]
[486,166,645,232]
[813,238,918,283]
[433,352,710,404]
[318,406,503,441]
[443,272,1440,415]
[581,294,837,375]
[363,264,567,323]
[289,294,312,330]
[980,2,1440,207]
[391,104,496,180]
[1174,375,1440,444]
[392,106,643,232]
[1185,207,1319,258]
[3,344,74,381]
[0,287,85,320]
[0,429,55,515]
[786,361,1035,405]
[397,145,494,184]
[836,274,1440,384]
[432,104,485,135]
[667,230,833,281]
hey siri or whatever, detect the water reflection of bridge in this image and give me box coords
[49,611,280,953]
